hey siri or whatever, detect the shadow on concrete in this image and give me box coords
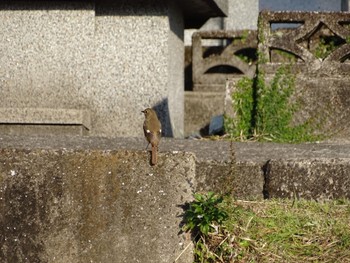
[153,98,173,137]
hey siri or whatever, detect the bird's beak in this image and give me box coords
[141,110,145,113]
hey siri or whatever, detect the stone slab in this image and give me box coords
[0,108,91,130]
[0,1,184,138]
[1,135,350,201]
[0,147,195,263]
[265,158,350,200]
[185,91,225,136]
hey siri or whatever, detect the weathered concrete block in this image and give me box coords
[0,148,195,263]
[258,11,350,141]
[195,160,264,200]
[195,160,234,195]
[184,91,225,136]
[192,30,257,92]
[2,134,350,221]
[265,158,350,200]
[234,161,265,200]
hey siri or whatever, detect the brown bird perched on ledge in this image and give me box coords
[142,108,162,165]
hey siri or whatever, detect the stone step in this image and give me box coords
[1,136,349,199]
[0,137,195,263]
[1,135,349,262]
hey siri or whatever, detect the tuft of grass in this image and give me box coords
[225,77,254,140]
[183,196,350,262]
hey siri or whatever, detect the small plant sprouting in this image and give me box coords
[183,192,228,236]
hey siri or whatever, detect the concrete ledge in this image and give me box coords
[266,158,350,200]
[0,108,91,130]
[1,136,350,201]
[1,135,350,261]
[0,145,195,263]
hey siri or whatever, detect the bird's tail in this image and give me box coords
[151,145,157,165]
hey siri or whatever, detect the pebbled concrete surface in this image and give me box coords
[0,138,196,263]
[1,135,349,199]
[0,135,349,262]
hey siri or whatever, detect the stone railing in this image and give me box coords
[190,12,350,139]
[192,30,257,92]
[257,11,350,139]
[258,11,350,74]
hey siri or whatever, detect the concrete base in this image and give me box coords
[184,91,225,136]
[266,158,350,200]
[0,139,195,263]
[1,136,350,262]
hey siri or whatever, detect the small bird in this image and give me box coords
[142,108,162,165]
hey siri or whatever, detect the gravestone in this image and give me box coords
[0,0,227,139]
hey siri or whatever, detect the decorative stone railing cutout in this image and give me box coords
[256,11,350,140]
[259,11,350,74]
[192,30,258,92]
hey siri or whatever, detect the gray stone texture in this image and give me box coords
[0,2,95,131]
[258,11,350,141]
[226,0,259,30]
[0,142,196,263]
[184,91,225,136]
[266,158,350,200]
[0,1,189,138]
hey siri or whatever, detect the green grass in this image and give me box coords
[185,197,350,262]
[225,64,323,143]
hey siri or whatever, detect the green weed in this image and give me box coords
[225,64,323,143]
[183,192,228,236]
[183,197,350,263]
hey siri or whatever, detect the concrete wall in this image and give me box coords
[1,135,350,262]
[0,1,184,138]
[0,144,195,263]
[226,0,259,30]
